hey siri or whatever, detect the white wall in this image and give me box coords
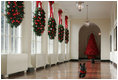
[71,18,111,60]
[110,2,117,64]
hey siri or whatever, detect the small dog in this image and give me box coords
[79,63,86,78]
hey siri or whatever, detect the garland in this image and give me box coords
[33,8,45,36]
[48,18,57,39]
[6,1,24,28]
[65,28,69,44]
[58,24,64,42]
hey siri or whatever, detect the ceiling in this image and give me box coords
[55,1,114,19]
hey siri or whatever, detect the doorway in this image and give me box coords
[79,23,101,60]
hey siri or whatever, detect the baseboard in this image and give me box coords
[70,59,112,62]
[70,59,79,61]
[101,60,110,62]
[27,67,34,73]
[79,58,100,60]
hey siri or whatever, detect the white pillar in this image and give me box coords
[42,1,49,64]
[21,1,32,68]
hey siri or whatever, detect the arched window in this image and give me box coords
[31,1,41,54]
[1,1,21,54]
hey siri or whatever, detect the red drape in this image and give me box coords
[49,1,54,18]
[65,16,68,29]
[36,1,42,8]
[58,9,63,25]
[85,33,99,59]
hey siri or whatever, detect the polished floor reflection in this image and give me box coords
[6,60,117,79]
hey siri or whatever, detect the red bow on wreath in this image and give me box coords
[49,1,54,18]
[65,16,68,29]
[36,1,42,8]
[58,9,63,25]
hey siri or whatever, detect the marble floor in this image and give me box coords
[5,60,117,79]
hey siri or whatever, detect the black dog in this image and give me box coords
[79,63,86,78]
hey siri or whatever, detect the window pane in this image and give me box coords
[37,36,41,41]
[48,39,53,54]
[5,36,9,53]
[5,20,9,35]
[1,1,4,13]
[1,35,4,53]
[15,37,18,53]
[11,28,14,37]
[50,40,53,54]
[1,16,4,34]
[58,43,61,54]
[32,31,35,40]
[15,37,21,53]
[15,28,18,37]
[65,44,67,54]
[36,36,41,54]
[37,41,41,53]
[15,26,21,37]
[48,38,50,54]
[31,41,35,54]
[11,36,14,53]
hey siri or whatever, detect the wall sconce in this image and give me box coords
[98,32,101,36]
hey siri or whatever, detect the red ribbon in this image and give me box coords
[14,1,17,6]
[58,9,63,25]
[65,16,68,29]
[49,1,54,18]
[36,1,42,8]
[80,70,86,74]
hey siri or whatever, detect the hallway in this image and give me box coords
[6,60,117,79]
[1,1,117,79]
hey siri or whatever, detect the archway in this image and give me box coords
[79,23,101,60]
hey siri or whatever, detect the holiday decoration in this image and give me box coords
[48,17,56,39]
[65,16,68,29]
[58,24,64,42]
[79,63,86,78]
[58,9,64,42]
[33,1,45,36]
[85,33,99,59]
[65,16,69,44]
[65,28,69,43]
[6,1,24,28]
[48,1,57,39]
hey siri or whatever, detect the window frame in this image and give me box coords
[1,1,22,54]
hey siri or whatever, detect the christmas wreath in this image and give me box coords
[65,29,69,44]
[33,8,45,36]
[58,25,64,42]
[6,1,24,28]
[48,17,57,39]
